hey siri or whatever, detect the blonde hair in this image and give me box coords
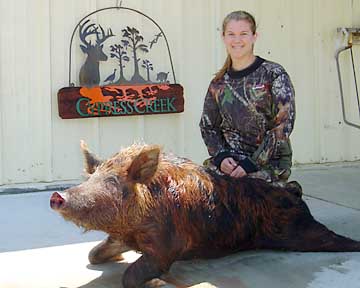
[214,11,257,81]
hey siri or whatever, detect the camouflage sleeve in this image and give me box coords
[251,72,295,166]
[199,84,226,158]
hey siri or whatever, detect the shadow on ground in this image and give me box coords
[58,249,360,288]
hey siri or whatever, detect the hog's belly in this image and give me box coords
[180,238,257,260]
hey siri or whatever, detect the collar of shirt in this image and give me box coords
[227,56,265,79]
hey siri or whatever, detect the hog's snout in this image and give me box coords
[50,192,65,210]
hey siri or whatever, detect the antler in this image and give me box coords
[79,19,98,47]
[96,25,114,45]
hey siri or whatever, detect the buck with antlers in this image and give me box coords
[79,20,115,87]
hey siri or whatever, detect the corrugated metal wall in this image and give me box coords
[1,0,360,185]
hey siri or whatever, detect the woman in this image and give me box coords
[199,10,295,186]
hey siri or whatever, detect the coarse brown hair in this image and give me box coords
[214,10,257,81]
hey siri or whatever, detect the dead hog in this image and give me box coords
[50,141,360,288]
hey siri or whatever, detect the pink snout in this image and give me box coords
[50,192,65,210]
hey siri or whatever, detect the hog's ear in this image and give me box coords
[80,140,103,175]
[127,146,160,183]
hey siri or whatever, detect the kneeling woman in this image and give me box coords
[200,10,295,187]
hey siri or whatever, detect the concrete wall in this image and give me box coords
[1,0,360,185]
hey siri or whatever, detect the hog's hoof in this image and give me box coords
[89,253,124,265]
[88,254,103,265]
[123,276,168,288]
[144,278,168,287]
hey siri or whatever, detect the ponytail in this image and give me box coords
[214,55,232,81]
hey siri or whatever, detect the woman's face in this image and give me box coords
[223,19,257,62]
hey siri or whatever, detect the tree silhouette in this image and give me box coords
[110,43,130,84]
[142,59,153,82]
[122,26,149,83]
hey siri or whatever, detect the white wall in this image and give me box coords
[1,0,360,185]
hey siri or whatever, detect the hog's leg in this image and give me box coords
[294,221,360,252]
[122,254,170,288]
[260,220,360,252]
[88,236,129,264]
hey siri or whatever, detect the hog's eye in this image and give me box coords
[122,185,130,199]
[105,176,119,191]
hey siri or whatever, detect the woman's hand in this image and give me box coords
[230,165,247,178]
[220,157,247,178]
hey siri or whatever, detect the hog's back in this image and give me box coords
[173,171,311,259]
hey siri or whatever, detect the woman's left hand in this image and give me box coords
[230,165,247,178]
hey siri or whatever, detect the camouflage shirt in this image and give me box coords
[199,56,295,183]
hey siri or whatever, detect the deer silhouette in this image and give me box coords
[79,20,115,87]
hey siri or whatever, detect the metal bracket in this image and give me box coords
[335,27,360,129]
[337,27,360,46]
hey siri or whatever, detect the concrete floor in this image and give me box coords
[0,162,360,288]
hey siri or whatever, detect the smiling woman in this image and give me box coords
[199,10,296,187]
[222,12,257,71]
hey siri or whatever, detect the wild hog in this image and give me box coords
[50,141,360,288]
[156,72,169,83]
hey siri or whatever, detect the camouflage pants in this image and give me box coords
[247,167,291,187]
[250,139,293,187]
